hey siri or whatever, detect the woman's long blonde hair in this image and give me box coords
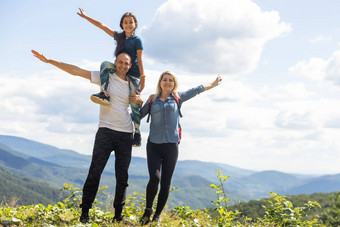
[152,71,179,101]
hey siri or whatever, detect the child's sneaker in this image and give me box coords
[132,132,141,147]
[91,91,110,106]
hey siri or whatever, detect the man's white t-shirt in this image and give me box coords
[91,71,133,133]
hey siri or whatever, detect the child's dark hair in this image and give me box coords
[114,12,138,57]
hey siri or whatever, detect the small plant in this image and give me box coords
[210,169,241,226]
[261,192,321,226]
[123,191,145,221]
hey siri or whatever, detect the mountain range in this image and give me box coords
[1,134,340,209]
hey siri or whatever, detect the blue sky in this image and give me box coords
[1,0,340,174]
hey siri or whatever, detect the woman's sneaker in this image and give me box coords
[152,214,160,224]
[91,91,110,106]
[140,208,153,225]
[79,212,89,223]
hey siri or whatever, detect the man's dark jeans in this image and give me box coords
[80,127,133,216]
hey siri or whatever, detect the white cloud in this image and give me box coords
[326,50,340,85]
[273,83,315,99]
[289,49,340,86]
[310,35,333,44]
[288,57,327,81]
[275,111,315,130]
[142,0,291,74]
[0,60,101,153]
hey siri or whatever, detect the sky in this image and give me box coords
[1,0,340,175]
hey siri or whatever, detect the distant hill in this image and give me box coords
[1,134,340,209]
[0,135,251,178]
[286,174,340,195]
[225,170,308,199]
[174,160,254,179]
[0,146,89,188]
[0,166,65,206]
[0,135,91,169]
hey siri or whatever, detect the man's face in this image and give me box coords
[115,53,132,75]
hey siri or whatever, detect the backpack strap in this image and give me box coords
[172,93,182,144]
[172,93,183,117]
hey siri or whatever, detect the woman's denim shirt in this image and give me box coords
[141,85,205,144]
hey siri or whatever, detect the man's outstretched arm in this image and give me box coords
[31,50,91,80]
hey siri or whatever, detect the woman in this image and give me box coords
[134,71,222,225]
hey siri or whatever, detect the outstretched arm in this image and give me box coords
[77,8,114,38]
[31,50,91,80]
[204,74,222,91]
[179,75,222,102]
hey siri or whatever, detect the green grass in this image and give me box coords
[0,170,333,226]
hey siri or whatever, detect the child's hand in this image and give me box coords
[31,50,48,63]
[77,8,87,18]
[139,77,145,92]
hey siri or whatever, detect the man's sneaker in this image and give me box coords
[132,132,141,147]
[90,91,110,106]
[79,212,89,224]
[112,215,133,225]
[112,215,123,223]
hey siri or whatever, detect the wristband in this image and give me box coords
[140,74,146,78]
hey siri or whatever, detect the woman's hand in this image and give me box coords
[204,74,222,91]
[77,8,87,18]
[31,50,48,63]
[212,74,222,87]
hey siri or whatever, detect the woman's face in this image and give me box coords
[160,74,175,93]
[121,16,136,34]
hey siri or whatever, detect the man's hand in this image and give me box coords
[129,93,143,107]
[31,50,48,63]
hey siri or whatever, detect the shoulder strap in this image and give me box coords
[172,93,183,118]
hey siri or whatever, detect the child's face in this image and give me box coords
[160,74,175,93]
[121,16,136,34]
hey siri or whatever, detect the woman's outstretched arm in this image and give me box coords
[77,8,114,38]
[31,50,91,80]
[204,74,222,91]
[179,75,222,102]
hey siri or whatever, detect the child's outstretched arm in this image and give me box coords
[137,49,145,92]
[77,8,114,38]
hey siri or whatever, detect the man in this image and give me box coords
[32,50,143,223]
